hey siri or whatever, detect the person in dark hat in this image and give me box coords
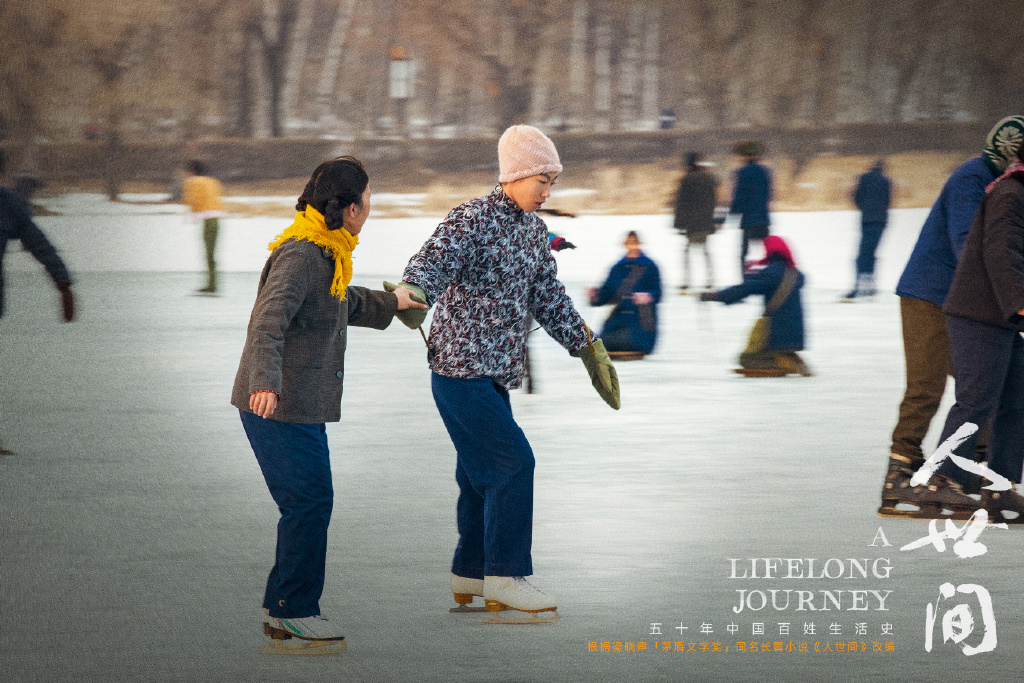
[728,140,772,277]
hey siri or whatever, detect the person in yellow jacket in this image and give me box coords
[182,160,225,293]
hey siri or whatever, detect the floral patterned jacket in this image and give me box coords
[402,186,591,389]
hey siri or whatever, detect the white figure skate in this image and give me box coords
[481,576,559,624]
[450,573,486,613]
[260,614,347,655]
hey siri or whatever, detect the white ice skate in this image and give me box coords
[481,576,559,624]
[260,614,347,655]
[450,573,486,613]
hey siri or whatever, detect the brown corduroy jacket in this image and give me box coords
[943,172,1024,331]
[231,239,397,423]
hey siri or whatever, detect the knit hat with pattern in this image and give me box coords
[983,115,1024,173]
[498,125,562,183]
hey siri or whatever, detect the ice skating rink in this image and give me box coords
[3,196,1023,681]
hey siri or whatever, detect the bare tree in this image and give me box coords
[247,0,300,137]
[315,0,358,125]
[416,0,559,133]
[0,2,71,168]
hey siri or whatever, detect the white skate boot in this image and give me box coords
[261,614,347,655]
[450,573,486,613]
[482,576,559,624]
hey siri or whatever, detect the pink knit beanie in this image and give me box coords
[498,125,563,183]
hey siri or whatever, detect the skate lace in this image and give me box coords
[511,576,546,596]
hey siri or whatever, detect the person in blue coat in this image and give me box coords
[587,231,661,358]
[879,115,1024,518]
[700,236,810,376]
[845,159,892,299]
[729,140,772,277]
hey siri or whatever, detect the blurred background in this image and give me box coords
[2,0,1023,212]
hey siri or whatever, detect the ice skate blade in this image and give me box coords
[449,604,488,613]
[733,368,787,378]
[986,510,1024,525]
[877,503,979,521]
[481,609,559,625]
[259,638,347,655]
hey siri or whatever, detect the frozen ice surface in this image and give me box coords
[2,196,1023,681]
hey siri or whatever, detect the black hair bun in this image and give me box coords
[324,197,346,230]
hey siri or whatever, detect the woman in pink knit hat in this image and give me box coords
[389,125,619,624]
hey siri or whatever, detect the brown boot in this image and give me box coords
[982,484,1024,523]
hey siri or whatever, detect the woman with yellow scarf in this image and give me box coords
[231,156,425,654]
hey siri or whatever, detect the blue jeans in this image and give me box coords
[855,220,886,275]
[431,373,535,578]
[936,316,1024,484]
[240,410,332,618]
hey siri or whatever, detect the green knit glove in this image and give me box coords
[383,280,429,329]
[579,335,620,410]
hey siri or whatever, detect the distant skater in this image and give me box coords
[673,151,720,293]
[844,160,891,299]
[729,140,772,276]
[587,231,662,359]
[232,157,425,654]
[0,150,74,323]
[700,236,810,377]
[182,160,225,294]
[0,149,75,456]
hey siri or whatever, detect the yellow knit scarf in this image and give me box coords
[268,205,358,300]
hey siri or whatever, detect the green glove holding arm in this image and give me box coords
[383,281,429,329]
[579,325,620,410]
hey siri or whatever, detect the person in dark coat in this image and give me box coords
[232,156,425,650]
[0,149,74,322]
[700,235,810,376]
[879,115,1024,519]
[729,140,772,277]
[930,148,1024,522]
[673,151,720,292]
[587,231,662,358]
[845,159,892,299]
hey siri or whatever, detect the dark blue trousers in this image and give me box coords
[431,373,535,578]
[855,220,887,275]
[936,316,1024,484]
[240,410,333,618]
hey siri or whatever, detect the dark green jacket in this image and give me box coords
[232,239,397,423]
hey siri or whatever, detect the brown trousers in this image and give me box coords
[890,296,986,464]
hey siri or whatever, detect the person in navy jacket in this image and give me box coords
[879,115,1024,518]
[729,140,772,277]
[700,236,810,376]
[845,159,892,299]
[587,231,662,357]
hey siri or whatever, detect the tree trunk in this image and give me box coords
[568,0,589,129]
[640,3,660,130]
[593,10,612,132]
[280,0,315,126]
[104,108,123,201]
[315,0,357,124]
